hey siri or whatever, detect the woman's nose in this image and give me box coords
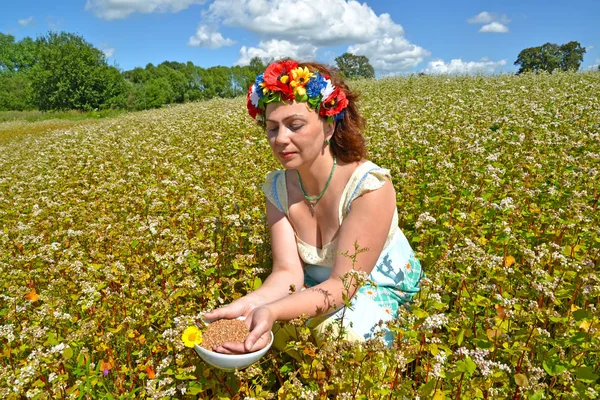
[274,126,291,146]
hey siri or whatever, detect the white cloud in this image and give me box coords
[467,11,510,34]
[205,0,426,74]
[467,11,510,25]
[479,22,509,33]
[587,57,600,71]
[102,47,115,58]
[18,16,34,27]
[423,58,507,75]
[348,36,430,75]
[188,25,235,48]
[236,39,317,66]
[85,0,207,20]
[467,11,494,24]
[208,0,403,46]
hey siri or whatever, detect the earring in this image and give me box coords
[325,139,330,146]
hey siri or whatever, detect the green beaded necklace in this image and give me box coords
[296,157,337,216]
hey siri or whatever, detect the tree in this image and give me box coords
[514,41,586,74]
[559,41,587,71]
[0,33,37,110]
[334,52,375,79]
[145,77,175,108]
[0,72,34,110]
[30,31,127,111]
[1,33,38,72]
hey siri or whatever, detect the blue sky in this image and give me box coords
[2,0,599,76]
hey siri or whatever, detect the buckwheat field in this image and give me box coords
[1,71,599,399]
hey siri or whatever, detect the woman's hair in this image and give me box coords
[298,61,367,163]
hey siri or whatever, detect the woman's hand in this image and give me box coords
[213,306,276,354]
[202,297,258,322]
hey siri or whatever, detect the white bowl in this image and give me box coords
[194,325,274,371]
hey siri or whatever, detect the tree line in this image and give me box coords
[0,30,591,112]
[0,32,268,112]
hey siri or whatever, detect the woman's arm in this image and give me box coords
[267,179,396,320]
[238,179,397,352]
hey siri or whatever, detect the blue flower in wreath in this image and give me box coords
[306,72,327,99]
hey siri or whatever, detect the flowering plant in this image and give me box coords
[181,326,203,348]
[247,60,348,123]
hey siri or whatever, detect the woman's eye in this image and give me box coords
[289,124,303,131]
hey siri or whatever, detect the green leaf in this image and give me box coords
[529,390,544,400]
[542,360,568,376]
[412,308,429,318]
[575,366,599,383]
[572,309,591,321]
[456,357,477,375]
[45,332,59,346]
[464,357,477,374]
[279,363,292,375]
[63,347,74,360]
[456,329,464,345]
[514,373,528,387]
[250,277,262,291]
[188,383,204,395]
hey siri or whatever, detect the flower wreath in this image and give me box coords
[247,60,349,123]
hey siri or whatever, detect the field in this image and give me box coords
[1,71,599,399]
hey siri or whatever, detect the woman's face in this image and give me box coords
[265,101,333,169]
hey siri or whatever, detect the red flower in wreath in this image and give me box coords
[319,87,348,118]
[263,60,298,101]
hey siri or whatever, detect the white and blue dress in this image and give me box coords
[262,161,423,346]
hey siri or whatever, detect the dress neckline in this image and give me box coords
[285,160,374,251]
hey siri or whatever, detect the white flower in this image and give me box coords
[321,79,335,99]
[363,287,377,299]
[381,303,394,315]
[249,84,260,107]
[421,313,449,330]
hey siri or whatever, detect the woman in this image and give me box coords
[204,59,422,354]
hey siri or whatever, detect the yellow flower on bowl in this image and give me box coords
[182,326,203,348]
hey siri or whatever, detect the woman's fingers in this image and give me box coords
[245,332,271,353]
[244,318,272,352]
[215,342,247,354]
[203,305,240,321]
[203,302,256,322]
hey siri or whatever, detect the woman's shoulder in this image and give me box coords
[341,159,394,215]
[346,160,392,192]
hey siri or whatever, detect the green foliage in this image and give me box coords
[0,71,35,110]
[1,69,599,399]
[514,41,586,74]
[30,31,127,111]
[0,33,38,73]
[335,52,375,79]
[2,30,267,112]
[0,33,37,110]
[145,77,176,108]
[120,57,266,109]
[0,108,124,123]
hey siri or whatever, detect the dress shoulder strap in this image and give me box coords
[342,162,392,217]
[261,170,289,215]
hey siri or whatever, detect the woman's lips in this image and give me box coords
[279,151,295,160]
